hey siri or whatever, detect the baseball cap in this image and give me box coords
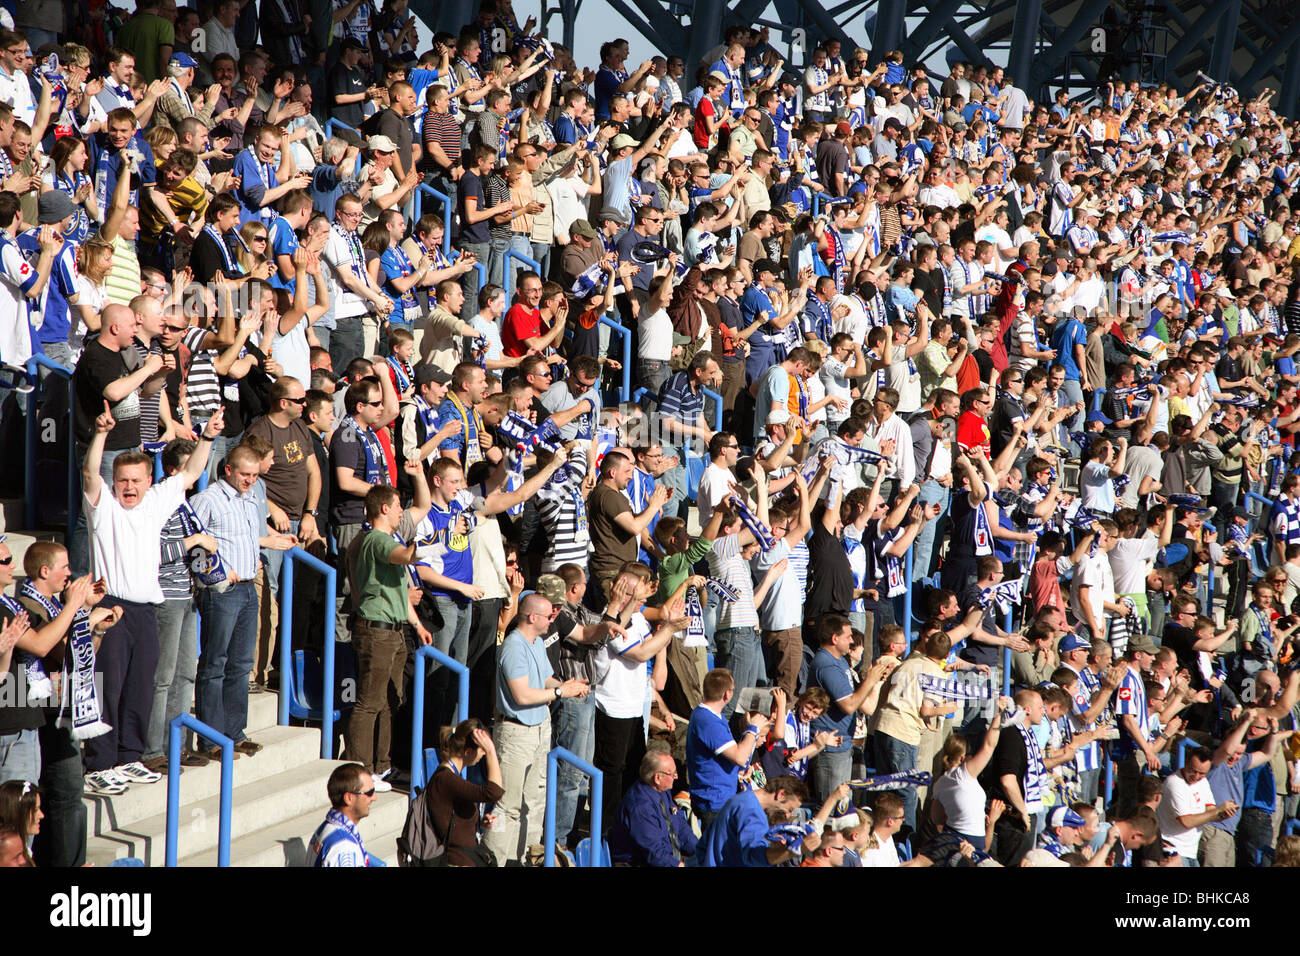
[883,117,904,132]
[1059,632,1091,654]
[610,133,639,150]
[1086,409,1113,425]
[752,258,780,278]
[595,206,628,226]
[534,574,567,605]
[38,189,78,224]
[169,52,198,69]
[1126,633,1158,655]
[367,135,398,153]
[414,364,451,387]
[835,121,852,137]
[570,219,598,240]
[1046,806,1087,830]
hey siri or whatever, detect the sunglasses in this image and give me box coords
[0,556,11,566]
[351,788,376,798]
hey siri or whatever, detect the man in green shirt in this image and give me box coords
[345,461,432,789]
[653,506,726,692]
[117,0,176,84]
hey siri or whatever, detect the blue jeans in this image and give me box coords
[144,595,199,760]
[531,241,551,282]
[658,442,690,518]
[1059,379,1085,435]
[429,595,473,724]
[714,626,766,719]
[874,731,920,831]
[552,691,597,847]
[460,241,489,322]
[508,234,533,293]
[196,580,260,745]
[487,236,510,291]
[0,727,40,784]
[912,481,951,582]
[1237,807,1274,866]
[810,748,852,804]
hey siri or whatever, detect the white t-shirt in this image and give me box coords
[1156,772,1214,858]
[1108,535,1159,596]
[696,461,733,528]
[593,612,652,718]
[1069,550,1115,631]
[270,314,311,388]
[548,174,592,245]
[71,275,107,359]
[860,832,900,867]
[323,228,370,320]
[638,307,673,361]
[86,474,188,604]
[975,224,1014,273]
[932,764,987,837]
[820,355,851,424]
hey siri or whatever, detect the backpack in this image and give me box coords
[395,770,454,867]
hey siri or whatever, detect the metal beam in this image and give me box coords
[1163,3,1237,78]
[900,0,971,63]
[1006,0,1042,90]
[786,0,856,49]
[871,0,906,59]
[1240,15,1300,90]
[730,0,777,27]
[1207,0,1242,82]
[603,0,680,54]
[686,0,724,68]
[942,16,995,67]
[1026,0,1113,88]
[1283,39,1300,118]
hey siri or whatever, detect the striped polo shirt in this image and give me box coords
[181,325,223,420]
[1112,664,1151,759]
[104,234,142,306]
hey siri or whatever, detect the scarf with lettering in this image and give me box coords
[848,770,933,791]
[917,673,998,701]
[338,414,386,485]
[704,577,741,603]
[980,577,1025,614]
[0,593,50,702]
[973,491,994,556]
[17,583,109,740]
[176,501,231,589]
[727,494,775,550]
[1018,721,1046,810]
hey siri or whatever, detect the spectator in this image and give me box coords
[424,719,504,867]
[608,749,697,867]
[308,763,380,867]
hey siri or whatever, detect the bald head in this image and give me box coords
[518,592,553,633]
[131,294,164,338]
[102,303,137,347]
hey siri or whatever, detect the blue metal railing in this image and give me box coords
[544,746,604,867]
[413,185,453,258]
[165,714,233,867]
[599,316,631,403]
[409,644,470,796]
[503,248,541,301]
[1002,606,1014,698]
[153,450,210,490]
[701,386,723,432]
[24,354,75,541]
[278,547,338,760]
[323,118,357,138]
[1171,735,1195,770]
[902,547,913,650]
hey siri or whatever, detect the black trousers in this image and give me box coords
[83,597,159,772]
[33,721,86,867]
[592,710,645,837]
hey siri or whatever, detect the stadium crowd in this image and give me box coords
[4,0,1300,870]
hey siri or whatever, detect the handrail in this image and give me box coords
[544,746,604,866]
[409,644,470,796]
[599,316,631,403]
[1002,608,1014,697]
[503,248,541,301]
[322,118,357,137]
[1171,735,1195,770]
[812,193,823,217]
[414,185,453,258]
[24,354,76,540]
[278,547,338,759]
[902,547,913,651]
[166,714,233,866]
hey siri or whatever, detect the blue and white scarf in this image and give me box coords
[918,673,998,701]
[848,770,932,791]
[176,501,231,590]
[727,494,775,550]
[338,414,386,485]
[17,582,109,740]
[980,577,1025,614]
[1018,722,1045,809]
[705,577,741,603]
[204,224,238,274]
[973,492,994,557]
[1,592,50,702]
[387,357,412,393]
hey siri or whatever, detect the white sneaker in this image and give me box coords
[85,770,128,795]
[115,762,162,784]
[372,777,393,793]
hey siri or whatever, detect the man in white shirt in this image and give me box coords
[975,206,1017,274]
[201,0,241,64]
[81,390,221,786]
[696,431,740,528]
[323,192,393,368]
[0,29,35,127]
[1070,519,1123,643]
[864,386,915,498]
[1156,747,1234,865]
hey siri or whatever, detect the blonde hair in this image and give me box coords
[78,238,114,284]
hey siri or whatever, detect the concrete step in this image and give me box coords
[179,791,410,867]
[84,757,360,866]
[84,724,322,833]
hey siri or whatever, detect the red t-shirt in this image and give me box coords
[693,97,716,149]
[956,409,990,457]
[502,303,542,357]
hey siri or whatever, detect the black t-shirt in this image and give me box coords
[311,430,331,521]
[0,601,45,734]
[74,337,141,450]
[329,426,369,526]
[375,108,414,173]
[913,267,945,319]
[1161,623,1199,675]
[458,170,490,245]
[189,227,239,287]
[1215,354,1243,389]
[328,63,366,129]
[804,515,854,622]
[957,583,1000,667]
[978,724,1028,804]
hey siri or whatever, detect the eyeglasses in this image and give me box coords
[529,369,552,378]
[251,235,268,243]
[163,323,187,333]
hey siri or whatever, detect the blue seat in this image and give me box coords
[421,748,441,789]
[289,649,346,723]
[573,837,611,867]
[896,838,912,862]
[110,857,145,867]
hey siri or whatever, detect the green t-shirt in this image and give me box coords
[117,13,175,84]
[655,535,714,606]
[354,529,410,625]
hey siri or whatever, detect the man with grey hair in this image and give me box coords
[309,136,364,223]
[154,52,225,131]
[608,748,698,866]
